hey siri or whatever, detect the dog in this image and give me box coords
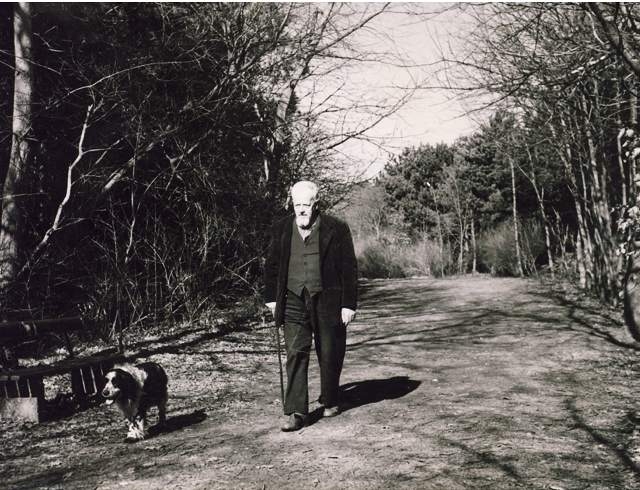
[102,362,168,442]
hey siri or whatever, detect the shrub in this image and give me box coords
[478,218,546,276]
[356,232,452,278]
[358,241,408,279]
[402,238,455,277]
[519,219,547,273]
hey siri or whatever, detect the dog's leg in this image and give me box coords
[136,413,146,439]
[126,418,143,442]
[124,399,146,442]
[125,415,145,441]
[121,400,141,442]
[157,395,168,427]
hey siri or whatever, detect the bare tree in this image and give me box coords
[0,2,32,285]
[0,3,427,330]
[439,3,633,299]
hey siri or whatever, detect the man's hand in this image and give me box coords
[341,307,356,326]
[265,302,276,317]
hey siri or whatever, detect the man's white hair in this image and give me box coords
[290,181,319,202]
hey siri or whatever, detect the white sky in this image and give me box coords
[305,3,480,179]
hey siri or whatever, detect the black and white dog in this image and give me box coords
[102,362,168,442]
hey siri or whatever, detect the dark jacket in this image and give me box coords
[263,213,358,327]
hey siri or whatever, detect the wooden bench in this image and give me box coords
[0,317,123,422]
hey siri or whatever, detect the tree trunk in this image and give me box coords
[553,115,588,288]
[524,144,554,278]
[575,229,586,288]
[508,154,523,277]
[470,215,477,274]
[616,76,628,206]
[458,219,464,275]
[0,2,32,284]
[581,89,615,300]
[542,207,554,279]
[436,210,444,277]
[631,88,638,198]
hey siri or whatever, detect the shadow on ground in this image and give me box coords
[149,409,207,436]
[40,393,104,422]
[564,398,640,477]
[304,376,421,426]
[350,278,640,362]
[529,288,640,351]
[340,376,421,412]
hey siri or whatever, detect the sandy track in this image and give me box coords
[2,276,640,489]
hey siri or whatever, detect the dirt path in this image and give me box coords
[3,276,640,489]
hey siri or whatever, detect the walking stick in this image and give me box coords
[264,310,285,406]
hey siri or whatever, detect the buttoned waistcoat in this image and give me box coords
[263,213,358,327]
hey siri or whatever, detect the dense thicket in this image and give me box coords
[1,3,403,336]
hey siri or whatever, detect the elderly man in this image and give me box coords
[264,180,358,431]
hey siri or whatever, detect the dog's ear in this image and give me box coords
[101,370,114,391]
[115,370,139,397]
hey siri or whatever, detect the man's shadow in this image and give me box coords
[340,376,421,410]
[308,376,420,424]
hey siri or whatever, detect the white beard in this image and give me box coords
[296,215,312,229]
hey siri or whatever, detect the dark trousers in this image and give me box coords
[283,288,347,415]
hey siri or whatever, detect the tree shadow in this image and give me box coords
[122,319,270,362]
[127,326,211,350]
[565,398,640,477]
[357,280,447,319]
[123,329,237,361]
[529,289,640,351]
[438,437,524,484]
[339,376,421,412]
[349,279,640,361]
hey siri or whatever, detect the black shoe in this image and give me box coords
[281,413,306,432]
